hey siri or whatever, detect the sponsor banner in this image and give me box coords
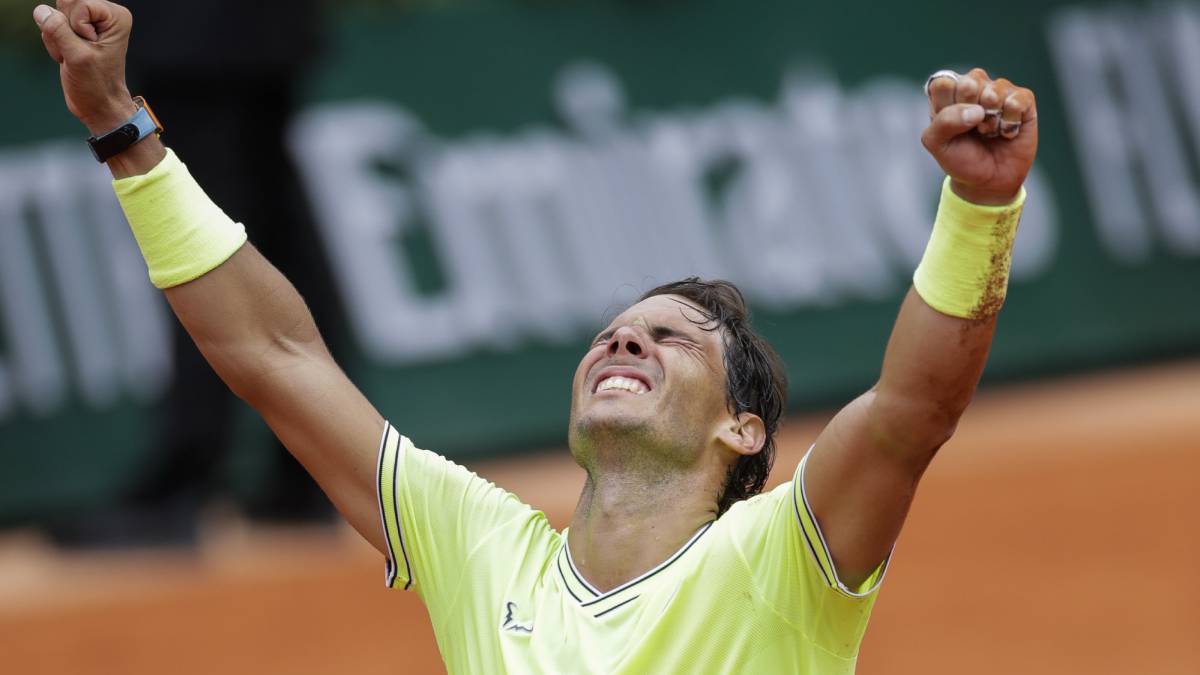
[1,0,1198,521]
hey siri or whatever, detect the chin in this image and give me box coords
[573,409,652,437]
[568,409,656,457]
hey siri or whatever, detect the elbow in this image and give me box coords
[196,334,325,410]
[191,337,269,405]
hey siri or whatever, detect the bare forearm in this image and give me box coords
[163,243,328,405]
[166,243,386,548]
[803,68,1036,588]
[871,288,997,457]
[35,0,390,554]
[867,172,1023,460]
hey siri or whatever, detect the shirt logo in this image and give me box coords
[502,601,534,634]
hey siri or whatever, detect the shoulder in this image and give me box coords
[715,479,796,532]
[704,479,798,568]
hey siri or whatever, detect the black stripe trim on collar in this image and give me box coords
[593,594,640,618]
[563,539,601,596]
[557,551,585,602]
[564,520,714,609]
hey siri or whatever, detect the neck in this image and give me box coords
[566,453,722,592]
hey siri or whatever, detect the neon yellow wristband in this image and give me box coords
[912,177,1026,319]
[112,148,248,289]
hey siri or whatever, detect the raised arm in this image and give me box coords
[804,68,1039,588]
[35,1,388,553]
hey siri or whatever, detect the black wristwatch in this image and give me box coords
[86,96,163,163]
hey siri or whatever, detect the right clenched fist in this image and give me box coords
[33,1,136,135]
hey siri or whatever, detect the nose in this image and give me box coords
[607,325,648,358]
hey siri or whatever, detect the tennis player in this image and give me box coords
[35,1,1037,672]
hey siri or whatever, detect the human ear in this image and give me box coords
[720,412,765,457]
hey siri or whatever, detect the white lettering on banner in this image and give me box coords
[5,6,1199,418]
[0,157,68,417]
[0,144,170,423]
[1166,4,1200,160]
[291,65,1060,363]
[1048,3,1200,262]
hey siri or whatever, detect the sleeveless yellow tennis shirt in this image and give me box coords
[376,423,888,673]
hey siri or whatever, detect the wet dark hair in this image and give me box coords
[640,278,788,515]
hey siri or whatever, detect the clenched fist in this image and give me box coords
[921,68,1039,205]
[33,0,135,135]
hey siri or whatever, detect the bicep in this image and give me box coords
[163,245,389,554]
[804,290,987,588]
[804,392,930,589]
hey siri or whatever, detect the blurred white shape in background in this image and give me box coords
[1048,2,1200,262]
[0,144,171,423]
[292,62,1060,364]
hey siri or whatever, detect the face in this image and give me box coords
[568,294,733,470]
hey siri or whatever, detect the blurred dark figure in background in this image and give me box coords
[54,0,345,546]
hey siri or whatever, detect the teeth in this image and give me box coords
[597,376,648,394]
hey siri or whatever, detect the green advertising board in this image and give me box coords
[1,0,1198,524]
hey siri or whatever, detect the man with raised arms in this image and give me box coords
[34,2,1037,672]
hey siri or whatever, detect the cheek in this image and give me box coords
[572,348,603,393]
[665,365,725,416]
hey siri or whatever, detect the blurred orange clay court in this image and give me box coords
[1,360,1197,675]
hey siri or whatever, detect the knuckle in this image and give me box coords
[955,78,980,101]
[930,78,954,96]
[1004,89,1030,109]
[40,12,65,32]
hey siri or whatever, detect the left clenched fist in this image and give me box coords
[921,68,1038,205]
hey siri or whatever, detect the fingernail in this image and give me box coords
[963,105,985,125]
[33,4,51,25]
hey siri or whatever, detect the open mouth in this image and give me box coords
[594,375,650,395]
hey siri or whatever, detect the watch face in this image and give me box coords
[89,122,142,162]
[117,124,140,143]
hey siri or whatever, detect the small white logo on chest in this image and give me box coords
[502,601,534,633]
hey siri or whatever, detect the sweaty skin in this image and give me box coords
[35,1,1037,593]
[567,296,764,592]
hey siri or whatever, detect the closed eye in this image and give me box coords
[651,325,696,344]
[588,325,703,350]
